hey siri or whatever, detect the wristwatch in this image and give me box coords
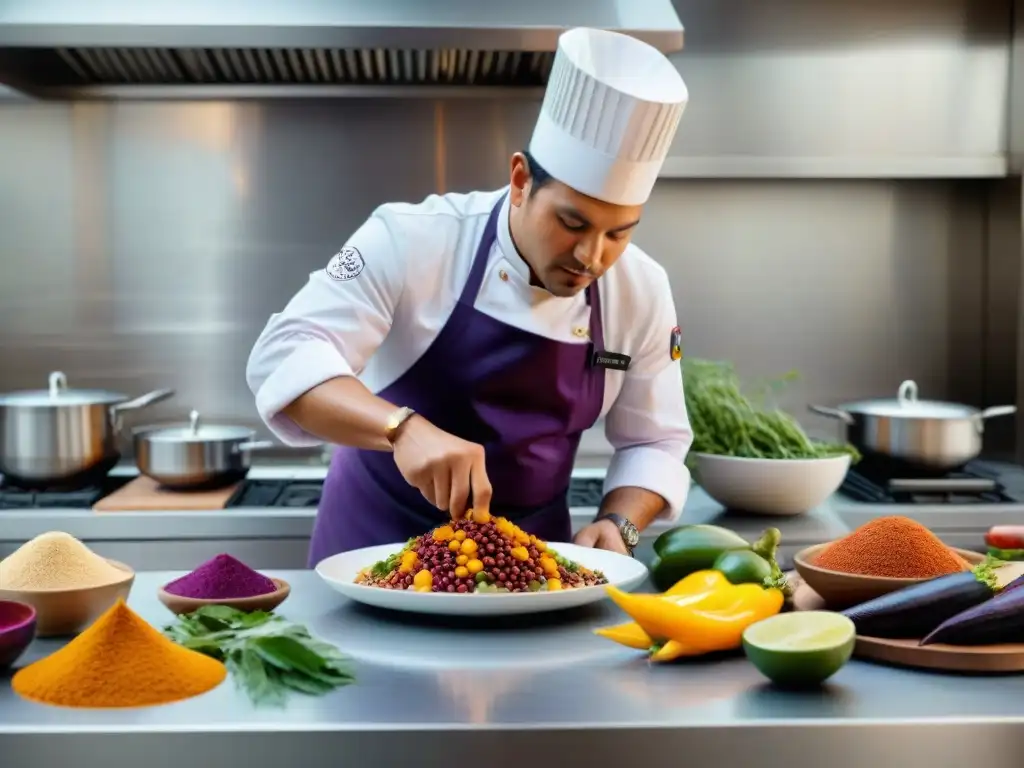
[384,406,417,445]
[595,512,639,555]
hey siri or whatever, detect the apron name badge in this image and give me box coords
[590,347,631,371]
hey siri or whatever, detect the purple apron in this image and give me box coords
[308,194,606,565]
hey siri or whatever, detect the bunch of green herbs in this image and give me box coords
[683,358,860,469]
[165,605,355,707]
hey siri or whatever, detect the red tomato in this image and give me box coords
[985,526,1024,549]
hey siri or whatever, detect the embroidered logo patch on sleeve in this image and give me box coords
[670,326,683,361]
[326,246,365,281]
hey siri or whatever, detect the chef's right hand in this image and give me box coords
[391,415,492,519]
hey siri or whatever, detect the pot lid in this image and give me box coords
[141,409,254,442]
[0,371,127,407]
[841,380,979,419]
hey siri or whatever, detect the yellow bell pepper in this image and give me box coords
[593,621,653,650]
[664,569,731,597]
[649,639,703,663]
[605,580,784,656]
[594,570,736,658]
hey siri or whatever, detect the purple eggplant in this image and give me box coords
[840,570,996,639]
[1001,573,1024,593]
[921,584,1024,646]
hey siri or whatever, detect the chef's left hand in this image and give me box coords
[574,519,629,555]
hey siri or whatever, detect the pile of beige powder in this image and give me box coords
[0,531,127,590]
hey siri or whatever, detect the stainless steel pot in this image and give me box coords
[134,409,276,489]
[809,380,1017,470]
[0,371,175,487]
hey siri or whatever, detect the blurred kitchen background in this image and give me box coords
[1,0,1023,466]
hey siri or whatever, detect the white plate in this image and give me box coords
[315,542,648,616]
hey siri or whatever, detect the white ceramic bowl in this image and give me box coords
[694,453,852,516]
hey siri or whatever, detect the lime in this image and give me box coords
[742,611,855,687]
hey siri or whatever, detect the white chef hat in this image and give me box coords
[528,27,688,207]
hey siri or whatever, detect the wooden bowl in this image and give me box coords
[0,600,37,668]
[792,543,984,608]
[0,559,135,637]
[157,578,291,616]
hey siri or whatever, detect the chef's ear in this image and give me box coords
[509,152,530,206]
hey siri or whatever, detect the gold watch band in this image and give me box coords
[384,406,417,445]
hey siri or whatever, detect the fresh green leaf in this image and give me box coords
[279,670,336,695]
[682,358,861,466]
[164,607,356,707]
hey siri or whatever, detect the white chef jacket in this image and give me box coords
[247,187,693,520]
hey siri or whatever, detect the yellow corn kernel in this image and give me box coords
[472,508,492,524]
[432,526,455,542]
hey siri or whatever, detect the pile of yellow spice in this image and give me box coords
[0,531,127,590]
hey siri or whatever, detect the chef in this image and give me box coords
[246,27,694,565]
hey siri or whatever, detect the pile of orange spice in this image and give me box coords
[12,599,226,709]
[813,515,971,578]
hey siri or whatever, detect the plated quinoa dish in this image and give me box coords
[356,509,608,594]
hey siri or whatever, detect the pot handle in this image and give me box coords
[898,380,919,404]
[808,405,856,425]
[979,405,1017,420]
[112,388,175,413]
[235,440,276,453]
[48,371,68,396]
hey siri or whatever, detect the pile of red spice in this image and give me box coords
[813,515,971,578]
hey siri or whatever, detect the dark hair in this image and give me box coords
[521,149,553,195]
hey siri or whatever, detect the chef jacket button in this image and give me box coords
[498,269,509,282]
[573,326,589,338]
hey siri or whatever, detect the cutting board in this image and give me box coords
[791,573,1024,674]
[93,476,240,512]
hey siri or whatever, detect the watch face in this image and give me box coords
[623,521,640,548]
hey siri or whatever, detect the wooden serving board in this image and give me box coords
[790,573,1024,674]
[93,476,240,512]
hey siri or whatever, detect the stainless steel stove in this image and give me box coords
[0,475,608,511]
[838,460,1024,506]
[834,459,1024,546]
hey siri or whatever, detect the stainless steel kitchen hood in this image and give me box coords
[0,0,685,100]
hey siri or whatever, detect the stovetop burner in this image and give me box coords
[224,477,607,509]
[226,480,324,508]
[0,476,132,510]
[839,460,1022,505]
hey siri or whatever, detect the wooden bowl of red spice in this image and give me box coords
[793,516,984,608]
[157,553,290,615]
[158,579,290,616]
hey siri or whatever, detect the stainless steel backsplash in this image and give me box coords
[0,98,1010,458]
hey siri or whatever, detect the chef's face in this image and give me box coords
[508,153,643,297]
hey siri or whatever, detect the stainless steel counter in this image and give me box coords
[2,571,1024,768]
[3,461,1019,569]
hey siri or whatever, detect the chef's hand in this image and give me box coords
[391,415,493,519]
[574,519,629,555]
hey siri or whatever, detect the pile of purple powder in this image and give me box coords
[164,554,277,599]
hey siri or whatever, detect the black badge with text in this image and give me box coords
[670,325,683,361]
[590,346,631,371]
[326,246,365,282]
